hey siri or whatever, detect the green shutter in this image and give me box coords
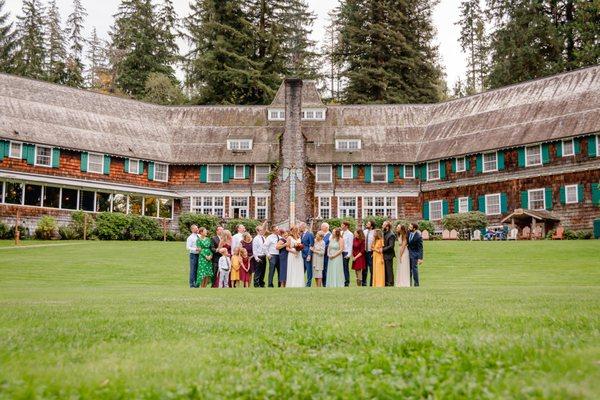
[352,165,359,179]
[545,187,553,210]
[500,193,508,214]
[497,151,505,170]
[556,142,563,157]
[124,158,130,173]
[0,140,8,160]
[521,191,529,209]
[542,143,550,164]
[465,157,471,171]
[478,195,486,213]
[517,147,526,167]
[467,197,472,211]
[103,155,111,175]
[23,144,35,165]
[442,200,449,217]
[420,164,427,181]
[51,148,60,168]
[451,159,456,173]
[588,136,597,157]
[364,165,371,183]
[199,165,207,182]
[387,165,394,183]
[399,165,404,179]
[423,202,430,220]
[244,165,250,179]
[439,161,446,179]
[577,184,584,203]
[475,154,483,173]
[148,161,155,181]
[454,198,459,213]
[223,165,231,183]
[574,138,581,154]
[337,165,342,179]
[559,186,566,204]
[139,161,144,175]
[592,184,600,205]
[80,152,88,172]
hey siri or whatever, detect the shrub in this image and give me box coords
[576,230,593,240]
[71,210,95,238]
[0,222,8,239]
[418,220,435,233]
[58,225,80,240]
[363,216,389,229]
[317,218,357,232]
[442,211,488,232]
[7,224,29,239]
[35,216,59,240]
[178,213,220,236]
[127,215,162,241]
[94,212,130,240]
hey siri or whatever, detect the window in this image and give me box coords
[4,182,23,204]
[338,196,357,218]
[525,145,542,166]
[335,139,361,151]
[404,165,415,179]
[456,157,466,172]
[429,200,443,221]
[254,165,270,183]
[191,196,224,217]
[44,186,61,208]
[482,152,498,172]
[485,194,501,215]
[255,197,268,220]
[9,142,22,158]
[61,188,78,210]
[341,165,353,179]
[565,184,578,204]
[129,195,143,215]
[301,109,326,120]
[112,194,127,213]
[597,135,600,156]
[268,109,285,121]
[35,146,52,167]
[96,192,111,212]
[315,110,324,119]
[457,197,469,213]
[79,190,95,211]
[88,153,104,174]
[144,197,158,217]
[528,189,545,210]
[24,184,42,206]
[318,196,331,219]
[316,165,332,183]
[207,165,223,183]
[227,139,253,151]
[363,196,397,219]
[562,140,574,157]
[230,196,249,218]
[427,161,440,180]
[371,165,387,183]
[128,159,140,174]
[234,165,245,179]
[159,199,172,219]
[154,163,168,182]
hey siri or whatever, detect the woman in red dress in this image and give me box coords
[352,229,366,286]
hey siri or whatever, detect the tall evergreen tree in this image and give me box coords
[321,8,343,100]
[457,0,488,94]
[14,0,46,79]
[45,0,67,83]
[155,0,180,67]
[65,0,87,87]
[0,0,17,73]
[86,26,107,88]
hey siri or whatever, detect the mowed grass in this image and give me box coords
[0,240,599,399]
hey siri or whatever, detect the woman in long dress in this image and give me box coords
[351,229,366,287]
[372,229,385,288]
[286,226,305,288]
[395,225,411,287]
[195,227,213,288]
[311,231,325,287]
[326,228,345,288]
[276,230,289,287]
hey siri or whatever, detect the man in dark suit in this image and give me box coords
[382,221,396,286]
[210,226,224,288]
[407,222,424,286]
[299,222,315,287]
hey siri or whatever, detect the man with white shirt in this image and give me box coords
[186,224,200,288]
[341,221,354,287]
[231,224,246,253]
[252,225,268,287]
[362,220,376,286]
[264,226,280,287]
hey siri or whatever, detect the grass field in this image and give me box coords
[0,240,599,399]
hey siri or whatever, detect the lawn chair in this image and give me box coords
[471,229,481,241]
[449,229,458,240]
[421,230,430,240]
[442,229,450,240]
[532,226,543,240]
[521,226,531,240]
[552,227,564,240]
[508,228,518,240]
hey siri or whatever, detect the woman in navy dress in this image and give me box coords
[276,229,289,288]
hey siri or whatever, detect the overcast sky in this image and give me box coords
[5,0,466,87]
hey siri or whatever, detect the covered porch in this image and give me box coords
[501,208,561,239]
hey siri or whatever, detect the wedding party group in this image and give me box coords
[185,220,424,289]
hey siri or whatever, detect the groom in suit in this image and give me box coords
[382,221,396,286]
[407,222,424,287]
[299,223,314,287]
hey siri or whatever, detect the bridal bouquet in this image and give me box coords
[294,243,304,251]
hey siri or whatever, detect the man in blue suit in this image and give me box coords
[320,222,331,287]
[407,222,424,286]
[299,222,315,287]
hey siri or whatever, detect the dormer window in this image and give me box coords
[268,109,285,121]
[227,139,252,151]
[301,108,326,120]
[335,139,361,151]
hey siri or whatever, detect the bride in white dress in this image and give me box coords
[396,225,411,287]
[286,226,306,288]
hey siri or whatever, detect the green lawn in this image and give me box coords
[0,240,599,399]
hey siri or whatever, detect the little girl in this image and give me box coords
[311,231,325,287]
[239,248,251,288]
[230,247,241,288]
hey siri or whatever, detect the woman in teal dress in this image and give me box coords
[326,228,345,288]
[196,227,213,288]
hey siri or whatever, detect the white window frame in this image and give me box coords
[318,196,331,219]
[230,196,249,219]
[337,196,357,218]
[561,139,574,157]
[207,165,223,183]
[564,184,578,204]
[154,163,169,182]
[87,152,104,174]
[255,196,269,220]
[429,200,443,221]
[34,145,53,168]
[427,161,440,181]
[268,109,285,121]
[371,165,387,183]
[335,139,362,151]
[525,145,542,167]
[596,135,600,156]
[455,157,466,172]
[528,188,546,210]
[457,197,469,213]
[128,159,140,174]
[316,165,332,183]
[301,108,326,121]
[254,165,271,183]
[362,196,397,219]
[9,141,22,158]
[233,165,245,180]
[404,165,415,179]
[227,139,253,151]
[482,152,498,173]
[341,164,353,179]
[485,193,501,216]
[190,195,225,217]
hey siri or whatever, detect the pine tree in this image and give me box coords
[45,0,67,83]
[14,0,46,79]
[65,0,87,87]
[0,0,17,73]
[155,0,180,67]
[86,26,107,88]
[321,8,343,101]
[572,0,600,68]
[457,0,488,94]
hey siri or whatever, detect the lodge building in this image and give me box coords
[1,66,599,233]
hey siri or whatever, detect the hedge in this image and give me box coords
[441,211,488,232]
[35,216,59,240]
[225,218,265,234]
[178,212,220,236]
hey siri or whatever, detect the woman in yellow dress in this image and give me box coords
[372,229,385,287]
